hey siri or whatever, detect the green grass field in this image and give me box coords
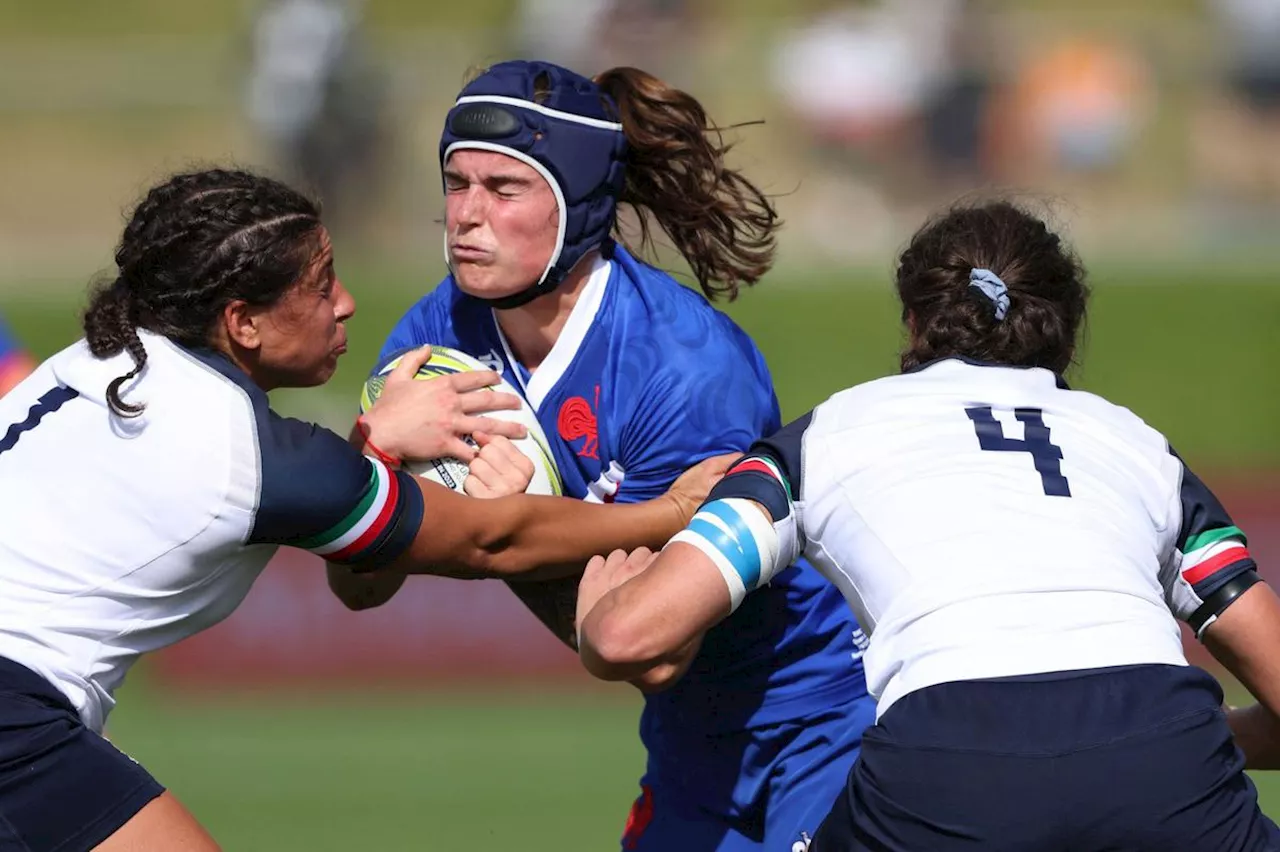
[5,262,1280,849]
[105,682,652,851]
[102,682,1280,852]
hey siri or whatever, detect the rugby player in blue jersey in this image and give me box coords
[330,61,875,852]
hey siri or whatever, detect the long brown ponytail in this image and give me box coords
[594,67,780,301]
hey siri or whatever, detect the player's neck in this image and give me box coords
[494,252,597,373]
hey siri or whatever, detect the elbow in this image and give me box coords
[581,610,666,681]
[628,663,686,694]
[333,590,366,612]
[326,564,404,611]
[477,544,521,579]
[327,568,374,611]
[335,590,381,612]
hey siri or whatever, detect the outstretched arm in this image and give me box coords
[576,423,808,685]
[1203,580,1280,768]
[1159,456,1280,768]
[577,491,798,683]
[325,451,732,616]
[328,431,535,611]
[382,456,729,580]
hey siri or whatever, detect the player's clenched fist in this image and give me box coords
[577,547,659,633]
[360,345,528,463]
[464,433,535,498]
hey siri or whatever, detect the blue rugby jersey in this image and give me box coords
[379,246,870,740]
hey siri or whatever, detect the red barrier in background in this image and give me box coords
[152,481,1280,689]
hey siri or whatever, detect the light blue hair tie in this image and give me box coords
[969,268,1010,321]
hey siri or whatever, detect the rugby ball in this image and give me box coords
[360,346,563,497]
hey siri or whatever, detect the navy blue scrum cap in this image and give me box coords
[439,60,628,309]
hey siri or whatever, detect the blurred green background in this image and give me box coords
[2,0,1279,849]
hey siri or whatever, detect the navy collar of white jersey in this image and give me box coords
[904,355,1070,390]
[173,341,266,400]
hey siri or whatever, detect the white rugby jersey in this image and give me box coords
[0,331,423,731]
[712,358,1256,717]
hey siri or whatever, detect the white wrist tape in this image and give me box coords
[668,498,783,612]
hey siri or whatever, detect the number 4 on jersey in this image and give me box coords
[965,406,1071,497]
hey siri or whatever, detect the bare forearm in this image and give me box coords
[1201,582,1280,769]
[579,551,729,681]
[628,636,703,694]
[495,496,686,575]
[396,490,688,581]
[579,587,676,682]
[1227,704,1280,769]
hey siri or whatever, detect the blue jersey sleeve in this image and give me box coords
[615,337,780,504]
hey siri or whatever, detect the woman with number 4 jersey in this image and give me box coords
[0,168,726,852]
[334,60,876,852]
[579,200,1280,851]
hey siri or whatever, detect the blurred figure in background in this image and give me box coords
[769,0,970,256]
[510,0,701,81]
[510,0,613,70]
[985,37,1153,186]
[245,0,389,230]
[918,0,999,191]
[0,312,35,397]
[1192,0,1280,205]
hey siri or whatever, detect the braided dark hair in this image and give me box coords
[896,200,1089,376]
[83,169,322,416]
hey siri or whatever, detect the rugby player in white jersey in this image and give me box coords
[0,168,727,851]
[578,200,1280,851]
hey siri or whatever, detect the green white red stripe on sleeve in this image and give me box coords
[293,458,401,563]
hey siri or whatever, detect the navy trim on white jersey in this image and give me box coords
[903,356,1070,390]
[707,411,811,520]
[1169,447,1256,601]
[183,347,423,564]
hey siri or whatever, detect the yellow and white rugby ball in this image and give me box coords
[360,346,562,497]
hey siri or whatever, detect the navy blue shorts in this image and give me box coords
[814,664,1280,852]
[0,656,164,851]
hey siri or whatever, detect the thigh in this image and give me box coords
[815,708,1280,852]
[623,783,761,852]
[764,698,875,852]
[93,792,220,852]
[1093,710,1280,852]
[811,735,1003,852]
[0,692,166,852]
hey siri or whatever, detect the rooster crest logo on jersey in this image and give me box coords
[558,384,600,459]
